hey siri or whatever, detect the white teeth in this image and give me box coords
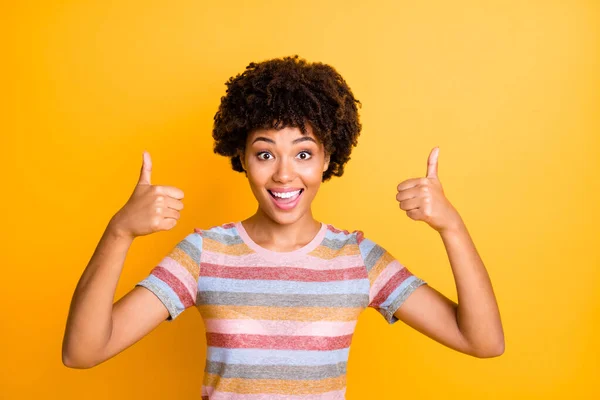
[271,190,301,199]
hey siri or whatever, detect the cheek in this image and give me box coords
[306,160,323,176]
[246,163,269,182]
[301,162,325,181]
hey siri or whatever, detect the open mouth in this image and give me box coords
[267,189,304,210]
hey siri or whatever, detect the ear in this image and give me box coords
[323,153,330,172]
[238,150,246,171]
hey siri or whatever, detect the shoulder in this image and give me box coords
[191,221,241,251]
[194,221,238,238]
[322,222,373,253]
[323,222,361,242]
[325,223,384,260]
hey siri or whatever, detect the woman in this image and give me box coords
[62,55,504,399]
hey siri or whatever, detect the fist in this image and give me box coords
[110,151,185,239]
[396,147,462,233]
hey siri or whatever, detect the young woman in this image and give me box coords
[62,55,504,399]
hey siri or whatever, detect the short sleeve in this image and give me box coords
[135,231,203,321]
[356,231,427,325]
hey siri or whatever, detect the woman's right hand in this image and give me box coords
[109,151,185,239]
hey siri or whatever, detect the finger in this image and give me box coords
[426,147,439,178]
[406,209,421,221]
[398,197,421,211]
[397,177,426,192]
[166,197,184,211]
[138,151,152,186]
[159,218,178,231]
[162,208,181,220]
[396,186,420,202]
[156,185,185,200]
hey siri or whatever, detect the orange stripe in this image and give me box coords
[169,247,200,282]
[202,237,255,255]
[197,305,363,321]
[203,373,346,394]
[307,244,360,259]
[368,251,394,286]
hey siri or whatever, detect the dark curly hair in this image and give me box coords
[212,55,362,182]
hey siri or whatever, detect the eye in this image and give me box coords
[257,151,272,161]
[297,151,312,160]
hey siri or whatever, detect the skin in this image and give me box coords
[392,147,504,358]
[62,153,184,368]
[62,127,503,369]
[240,128,504,359]
[238,123,330,252]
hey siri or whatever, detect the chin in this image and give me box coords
[259,203,305,226]
[266,210,302,225]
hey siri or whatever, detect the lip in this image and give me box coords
[268,187,303,193]
[268,189,304,210]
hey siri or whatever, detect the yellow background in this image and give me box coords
[2,0,598,398]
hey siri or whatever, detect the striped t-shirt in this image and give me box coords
[135,221,427,399]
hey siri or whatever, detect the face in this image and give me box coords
[240,123,330,226]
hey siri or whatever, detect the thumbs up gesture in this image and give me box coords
[109,151,185,239]
[396,147,462,234]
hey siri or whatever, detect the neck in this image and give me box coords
[241,208,321,251]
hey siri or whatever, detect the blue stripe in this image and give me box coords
[324,229,354,242]
[358,237,376,260]
[379,274,419,309]
[138,274,185,314]
[206,347,350,366]
[207,225,239,237]
[183,232,203,250]
[199,277,370,295]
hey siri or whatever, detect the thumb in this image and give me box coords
[138,151,152,185]
[426,147,439,178]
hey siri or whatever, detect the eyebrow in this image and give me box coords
[251,136,317,145]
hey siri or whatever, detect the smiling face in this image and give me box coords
[240,123,330,226]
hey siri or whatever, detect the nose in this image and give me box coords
[272,157,295,183]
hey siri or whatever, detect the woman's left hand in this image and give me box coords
[396,147,463,234]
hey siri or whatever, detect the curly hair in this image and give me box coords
[212,55,362,182]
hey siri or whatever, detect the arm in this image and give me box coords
[393,147,504,358]
[62,151,189,368]
[62,219,169,369]
[394,218,504,358]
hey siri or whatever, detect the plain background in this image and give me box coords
[2,0,598,398]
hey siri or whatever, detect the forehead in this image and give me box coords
[247,122,320,144]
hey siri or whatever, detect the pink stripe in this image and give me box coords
[207,332,352,350]
[152,266,194,307]
[204,319,357,336]
[202,250,363,270]
[370,268,412,308]
[200,263,365,282]
[202,387,346,400]
[369,259,403,301]
[326,225,349,234]
[355,230,364,244]
[160,257,197,300]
